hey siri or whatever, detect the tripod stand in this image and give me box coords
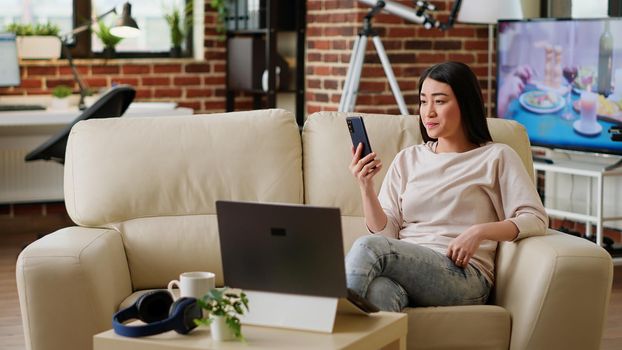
[339,2,409,115]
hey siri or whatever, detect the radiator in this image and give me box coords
[0,135,64,204]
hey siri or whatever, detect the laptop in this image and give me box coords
[215,200,378,314]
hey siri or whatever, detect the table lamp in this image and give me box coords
[60,1,140,110]
[456,0,524,118]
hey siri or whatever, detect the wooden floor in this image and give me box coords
[1,228,622,349]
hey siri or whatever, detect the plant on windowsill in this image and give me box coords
[5,22,62,59]
[163,0,193,57]
[194,288,249,342]
[209,0,227,40]
[93,20,123,59]
[50,85,73,110]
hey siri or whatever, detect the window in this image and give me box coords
[0,0,73,35]
[91,0,191,54]
[1,0,198,58]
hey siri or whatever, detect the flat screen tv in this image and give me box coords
[496,17,622,156]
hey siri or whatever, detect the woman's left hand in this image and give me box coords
[447,225,484,268]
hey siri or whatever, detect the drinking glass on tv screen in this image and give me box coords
[497,18,622,156]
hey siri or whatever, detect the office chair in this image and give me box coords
[24,85,136,164]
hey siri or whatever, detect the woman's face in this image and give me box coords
[419,78,464,141]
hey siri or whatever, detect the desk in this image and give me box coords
[0,104,193,204]
[94,312,407,350]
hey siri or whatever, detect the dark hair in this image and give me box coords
[417,61,492,145]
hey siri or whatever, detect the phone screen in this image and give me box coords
[346,116,373,158]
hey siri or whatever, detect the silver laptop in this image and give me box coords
[216,200,378,313]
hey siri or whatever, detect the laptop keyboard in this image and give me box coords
[0,104,46,111]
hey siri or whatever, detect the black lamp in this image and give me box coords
[59,1,140,110]
[111,2,140,38]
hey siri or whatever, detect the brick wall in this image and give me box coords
[306,0,492,115]
[0,3,227,114]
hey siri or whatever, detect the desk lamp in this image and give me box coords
[456,0,525,118]
[60,1,140,110]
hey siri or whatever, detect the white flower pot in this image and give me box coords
[210,316,235,341]
[16,36,62,60]
[84,95,100,108]
[50,97,70,110]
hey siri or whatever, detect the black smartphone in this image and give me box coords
[346,116,373,159]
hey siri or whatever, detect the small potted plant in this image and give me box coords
[50,85,73,109]
[195,288,249,341]
[6,22,61,59]
[94,20,123,58]
[164,0,193,57]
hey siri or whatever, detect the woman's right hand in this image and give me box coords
[349,143,382,190]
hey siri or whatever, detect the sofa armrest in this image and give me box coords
[16,227,132,350]
[494,229,612,350]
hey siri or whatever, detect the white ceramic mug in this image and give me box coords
[167,271,215,300]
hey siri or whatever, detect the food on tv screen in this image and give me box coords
[497,18,622,155]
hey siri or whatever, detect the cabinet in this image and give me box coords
[225,0,306,126]
[534,159,622,261]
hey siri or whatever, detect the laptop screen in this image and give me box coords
[216,200,348,298]
[0,33,20,87]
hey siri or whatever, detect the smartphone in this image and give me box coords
[346,116,373,159]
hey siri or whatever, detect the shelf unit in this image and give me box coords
[225,0,306,126]
[534,158,622,261]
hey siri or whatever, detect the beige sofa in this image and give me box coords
[17,109,612,350]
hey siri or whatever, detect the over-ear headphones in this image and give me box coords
[112,290,202,337]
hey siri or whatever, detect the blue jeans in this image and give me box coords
[345,235,492,312]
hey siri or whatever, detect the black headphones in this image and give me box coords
[112,290,202,337]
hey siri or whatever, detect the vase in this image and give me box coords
[210,316,235,341]
[102,47,116,59]
[170,46,182,58]
[16,36,61,59]
[50,97,70,110]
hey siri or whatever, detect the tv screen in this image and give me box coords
[497,18,622,156]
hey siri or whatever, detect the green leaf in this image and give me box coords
[94,20,123,49]
[196,287,249,341]
[52,85,73,98]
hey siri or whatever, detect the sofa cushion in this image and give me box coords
[303,111,421,216]
[406,305,510,350]
[302,112,535,219]
[64,109,303,290]
[110,215,224,290]
[64,109,303,227]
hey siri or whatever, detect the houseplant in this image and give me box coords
[50,85,73,109]
[195,288,249,341]
[5,22,62,59]
[93,20,123,58]
[164,0,193,57]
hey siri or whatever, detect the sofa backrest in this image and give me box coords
[64,109,303,289]
[302,111,535,251]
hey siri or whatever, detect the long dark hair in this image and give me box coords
[417,61,492,145]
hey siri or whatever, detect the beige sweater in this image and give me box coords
[373,142,549,283]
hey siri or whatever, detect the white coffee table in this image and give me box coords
[94,311,407,350]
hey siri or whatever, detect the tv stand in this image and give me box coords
[605,157,622,171]
[532,156,554,164]
[534,158,622,263]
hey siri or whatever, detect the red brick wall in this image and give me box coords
[0,3,226,114]
[306,0,492,116]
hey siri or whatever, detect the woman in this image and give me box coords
[346,61,548,311]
